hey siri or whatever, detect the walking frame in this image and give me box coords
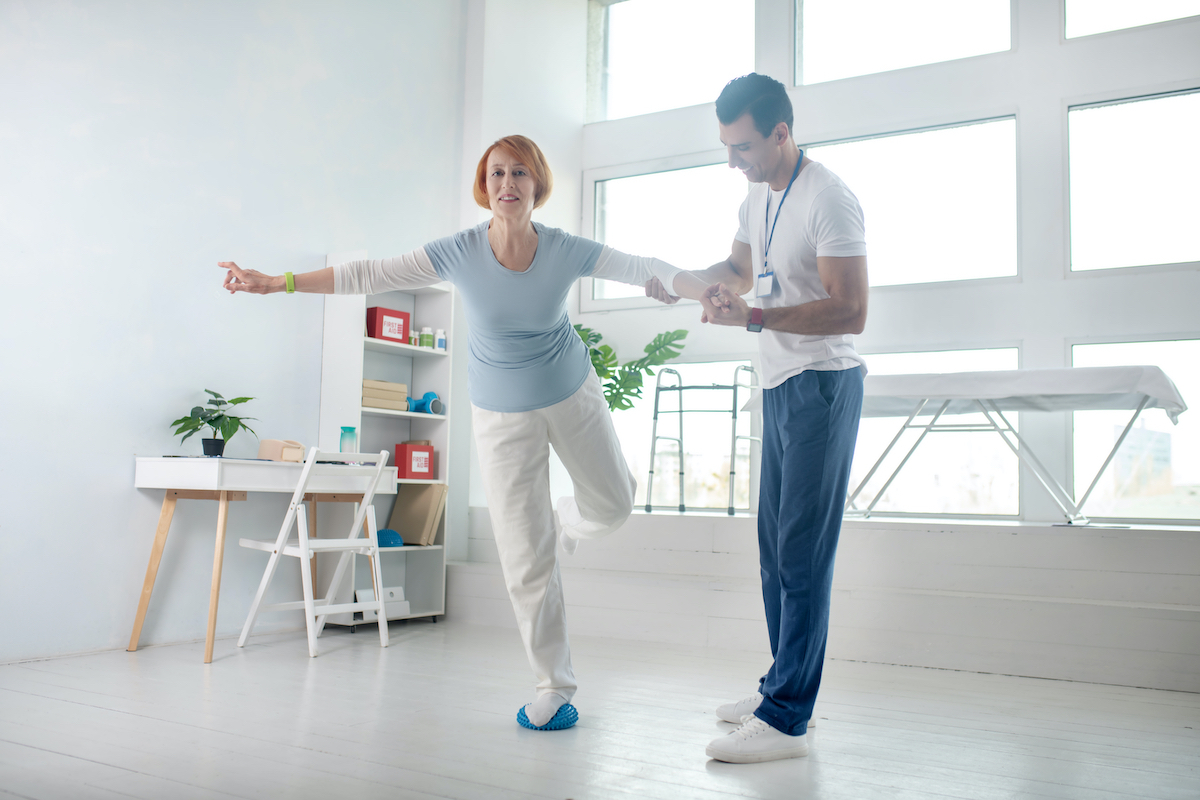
[646,365,761,515]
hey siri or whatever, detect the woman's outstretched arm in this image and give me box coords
[220,249,440,296]
[590,247,711,302]
[220,262,334,294]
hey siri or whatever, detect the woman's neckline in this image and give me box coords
[486,219,540,274]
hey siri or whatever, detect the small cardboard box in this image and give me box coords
[366,306,411,344]
[395,443,434,479]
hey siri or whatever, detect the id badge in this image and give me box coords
[756,270,775,298]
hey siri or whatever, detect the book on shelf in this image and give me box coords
[388,483,448,546]
[363,379,407,393]
[363,386,408,401]
[363,396,409,411]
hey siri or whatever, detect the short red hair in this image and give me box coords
[473,135,554,210]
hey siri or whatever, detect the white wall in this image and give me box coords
[0,0,467,661]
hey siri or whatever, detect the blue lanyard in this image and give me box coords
[763,151,803,271]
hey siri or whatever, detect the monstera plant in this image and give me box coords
[574,324,688,411]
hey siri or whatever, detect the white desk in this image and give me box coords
[130,457,397,663]
[848,366,1187,523]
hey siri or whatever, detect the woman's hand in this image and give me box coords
[219,262,283,295]
[644,277,680,305]
[698,283,750,327]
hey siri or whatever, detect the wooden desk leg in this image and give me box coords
[204,490,231,664]
[128,493,178,652]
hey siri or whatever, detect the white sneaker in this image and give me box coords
[716,693,817,728]
[706,716,808,763]
[716,692,763,723]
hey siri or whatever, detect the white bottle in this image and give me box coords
[435,329,446,351]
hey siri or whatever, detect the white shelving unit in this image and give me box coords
[316,250,454,626]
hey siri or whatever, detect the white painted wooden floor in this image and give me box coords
[2,620,1197,800]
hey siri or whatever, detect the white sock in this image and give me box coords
[524,692,568,727]
[556,497,583,555]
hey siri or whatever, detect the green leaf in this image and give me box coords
[173,418,202,434]
[190,406,205,418]
[204,389,224,399]
[180,428,199,443]
[207,398,227,407]
[596,344,618,369]
[220,416,240,442]
[577,327,687,412]
[227,396,254,405]
[573,324,603,347]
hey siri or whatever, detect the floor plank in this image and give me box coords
[1,620,1197,800]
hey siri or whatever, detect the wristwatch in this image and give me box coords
[747,307,764,333]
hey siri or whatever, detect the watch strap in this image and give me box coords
[747,307,764,332]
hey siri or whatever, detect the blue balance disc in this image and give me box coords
[376,529,404,548]
[516,703,578,731]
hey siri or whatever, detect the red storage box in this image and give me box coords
[395,443,435,479]
[366,306,411,344]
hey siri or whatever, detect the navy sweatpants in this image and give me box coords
[753,367,863,736]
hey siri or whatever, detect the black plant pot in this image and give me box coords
[202,438,226,457]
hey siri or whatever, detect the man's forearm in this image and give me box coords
[694,258,753,295]
[762,296,867,336]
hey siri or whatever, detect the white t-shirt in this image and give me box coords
[735,159,868,389]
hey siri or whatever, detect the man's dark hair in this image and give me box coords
[715,73,794,139]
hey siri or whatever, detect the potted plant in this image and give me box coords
[170,389,257,457]
[573,324,687,411]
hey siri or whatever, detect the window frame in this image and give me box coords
[580,148,728,313]
[1064,85,1200,277]
[1062,2,1200,41]
[794,0,1015,87]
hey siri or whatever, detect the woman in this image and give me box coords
[220,135,710,731]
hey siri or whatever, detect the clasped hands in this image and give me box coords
[643,277,751,327]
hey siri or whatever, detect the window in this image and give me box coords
[850,348,1020,516]
[1065,1,1200,38]
[592,162,748,300]
[580,1,1197,524]
[798,0,1010,85]
[1069,91,1200,272]
[611,360,755,511]
[1072,339,1200,521]
[590,0,754,121]
[807,119,1017,287]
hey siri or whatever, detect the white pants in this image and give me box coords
[471,370,636,701]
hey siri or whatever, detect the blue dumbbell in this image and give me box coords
[410,392,443,414]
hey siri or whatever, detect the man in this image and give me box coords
[646,73,868,764]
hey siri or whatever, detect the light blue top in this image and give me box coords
[424,221,604,412]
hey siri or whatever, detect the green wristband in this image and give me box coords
[285,272,295,294]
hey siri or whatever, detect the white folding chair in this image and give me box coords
[238,447,390,657]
